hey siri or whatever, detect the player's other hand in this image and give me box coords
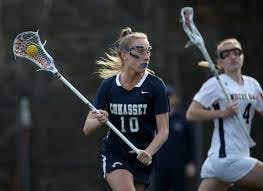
[90,109,109,123]
[220,101,239,118]
[129,149,152,166]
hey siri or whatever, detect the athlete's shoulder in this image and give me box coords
[243,75,259,84]
[203,74,231,85]
[146,72,165,85]
[201,75,218,87]
[243,75,262,90]
[100,75,117,87]
[143,73,166,96]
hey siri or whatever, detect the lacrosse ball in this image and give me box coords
[26,45,38,56]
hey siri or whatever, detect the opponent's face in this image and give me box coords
[122,38,151,73]
[218,42,244,73]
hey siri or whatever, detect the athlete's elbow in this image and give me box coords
[162,127,169,142]
[83,114,97,135]
[186,109,196,122]
[83,122,94,135]
[83,125,89,135]
[157,127,169,143]
[165,130,169,142]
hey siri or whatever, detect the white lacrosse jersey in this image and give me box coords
[193,74,263,158]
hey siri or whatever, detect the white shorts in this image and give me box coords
[201,155,258,183]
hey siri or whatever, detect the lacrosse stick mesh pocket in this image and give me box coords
[13,31,57,73]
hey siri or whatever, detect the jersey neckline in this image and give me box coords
[115,71,149,88]
[222,73,245,87]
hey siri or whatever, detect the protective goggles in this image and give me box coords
[218,48,243,59]
[127,46,152,59]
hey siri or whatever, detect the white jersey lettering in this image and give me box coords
[110,103,148,115]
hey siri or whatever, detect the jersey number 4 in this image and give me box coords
[120,116,139,133]
[243,103,252,124]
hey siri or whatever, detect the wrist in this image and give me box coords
[216,109,224,118]
[145,149,154,157]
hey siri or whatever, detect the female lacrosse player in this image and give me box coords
[186,38,263,191]
[83,27,169,191]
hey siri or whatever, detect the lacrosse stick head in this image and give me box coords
[13,31,58,74]
[181,7,194,27]
[180,7,204,48]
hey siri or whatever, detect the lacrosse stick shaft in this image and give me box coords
[57,73,140,154]
[181,7,255,147]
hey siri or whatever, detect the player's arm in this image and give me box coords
[136,79,169,165]
[186,100,238,122]
[83,79,109,135]
[83,109,108,135]
[145,112,169,156]
[144,79,169,156]
[136,113,169,166]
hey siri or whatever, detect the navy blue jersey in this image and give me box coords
[94,71,169,155]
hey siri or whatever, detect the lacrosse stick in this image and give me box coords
[13,31,140,154]
[180,7,256,147]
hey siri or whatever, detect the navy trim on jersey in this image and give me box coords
[213,103,226,158]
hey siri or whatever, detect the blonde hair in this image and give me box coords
[96,27,154,79]
[217,38,242,56]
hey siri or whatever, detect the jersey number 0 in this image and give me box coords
[120,116,139,133]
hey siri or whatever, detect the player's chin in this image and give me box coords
[137,68,147,73]
[229,64,241,72]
